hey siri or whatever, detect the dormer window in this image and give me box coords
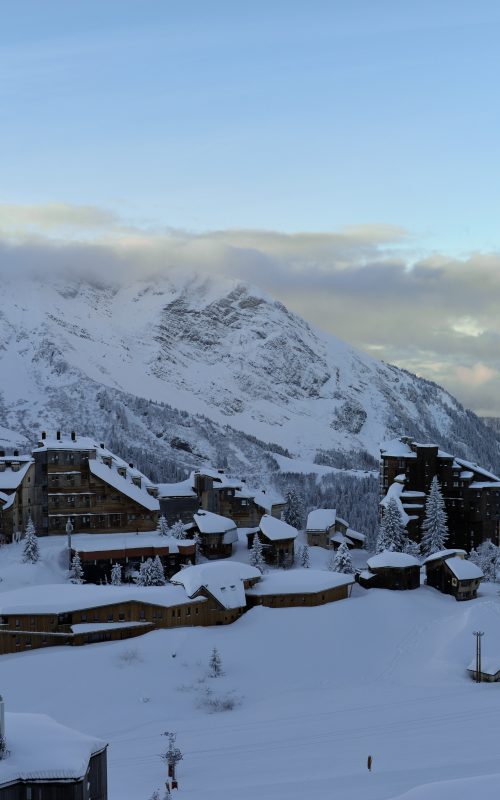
[102,456,112,467]
[131,476,142,488]
[117,467,127,478]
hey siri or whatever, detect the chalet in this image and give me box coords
[0,583,211,655]
[170,561,261,624]
[0,454,39,542]
[32,432,160,535]
[358,551,421,590]
[306,509,365,550]
[192,468,285,526]
[467,657,500,682]
[157,478,198,523]
[423,549,483,600]
[247,515,297,567]
[70,531,196,583]
[246,569,355,608]
[0,703,108,799]
[251,489,286,520]
[192,510,238,559]
[380,437,500,551]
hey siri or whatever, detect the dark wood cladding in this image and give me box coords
[247,583,351,608]
[0,748,107,799]
[380,439,500,551]
[358,565,420,591]
[76,540,196,582]
[425,557,481,600]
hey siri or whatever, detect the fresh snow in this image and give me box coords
[259,514,298,541]
[306,508,337,530]
[367,551,420,569]
[246,568,354,595]
[444,556,484,580]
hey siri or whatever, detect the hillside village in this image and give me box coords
[0,430,499,797]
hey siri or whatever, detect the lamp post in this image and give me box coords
[473,631,484,683]
[66,518,74,570]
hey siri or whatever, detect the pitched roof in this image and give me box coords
[170,561,261,609]
[423,548,467,565]
[88,459,159,512]
[445,556,483,581]
[306,509,336,531]
[156,478,197,498]
[0,713,106,785]
[193,510,237,539]
[367,551,420,569]
[0,457,32,491]
[259,514,298,541]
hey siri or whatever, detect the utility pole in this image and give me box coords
[473,631,484,683]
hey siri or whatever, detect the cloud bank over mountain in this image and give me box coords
[1,202,498,415]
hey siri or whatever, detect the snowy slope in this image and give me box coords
[1,535,500,800]
[0,274,498,473]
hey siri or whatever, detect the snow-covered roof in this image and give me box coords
[170,561,261,609]
[246,568,354,596]
[156,478,196,498]
[0,712,106,784]
[367,551,420,569]
[259,514,298,541]
[32,435,100,453]
[380,439,417,458]
[306,508,337,531]
[467,657,500,676]
[469,481,500,490]
[454,457,500,484]
[329,532,354,546]
[358,570,378,581]
[460,471,474,480]
[89,459,159,512]
[0,492,15,511]
[191,468,243,490]
[0,457,32,491]
[346,528,366,544]
[194,510,237,536]
[423,548,467,565]
[445,556,483,581]
[0,583,202,615]
[70,531,194,555]
[251,488,285,512]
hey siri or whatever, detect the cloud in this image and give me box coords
[0,203,499,416]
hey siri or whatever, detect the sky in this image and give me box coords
[1,1,500,415]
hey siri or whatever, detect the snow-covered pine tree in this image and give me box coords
[249,532,265,572]
[151,555,166,586]
[110,562,122,586]
[0,733,8,760]
[327,549,337,571]
[332,541,354,574]
[22,517,40,563]
[402,537,421,559]
[420,476,448,557]
[170,521,186,540]
[300,544,310,568]
[157,515,169,536]
[70,551,84,584]
[135,558,155,586]
[376,498,406,553]
[474,539,499,582]
[281,489,304,529]
[209,646,223,677]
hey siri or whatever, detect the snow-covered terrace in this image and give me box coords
[70,531,192,555]
[0,713,106,784]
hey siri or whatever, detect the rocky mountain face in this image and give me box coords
[0,273,499,480]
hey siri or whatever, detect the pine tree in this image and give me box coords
[376,498,406,553]
[249,532,265,572]
[157,515,169,536]
[474,539,498,582]
[332,541,354,574]
[402,537,421,559]
[22,517,40,564]
[327,549,337,571]
[170,521,186,540]
[420,476,448,557]
[281,489,304,529]
[0,733,9,760]
[151,555,166,586]
[209,646,223,677]
[110,562,122,586]
[70,551,84,584]
[134,558,156,586]
[300,544,310,568]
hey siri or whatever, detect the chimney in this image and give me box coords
[100,443,104,450]
[0,450,4,458]
[56,431,61,441]
[0,695,5,739]
[71,431,76,442]
[13,450,19,457]
[41,431,46,440]
[129,463,134,469]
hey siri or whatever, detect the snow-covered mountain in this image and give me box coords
[0,273,499,477]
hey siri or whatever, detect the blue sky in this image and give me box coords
[2,1,500,250]
[2,2,500,415]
